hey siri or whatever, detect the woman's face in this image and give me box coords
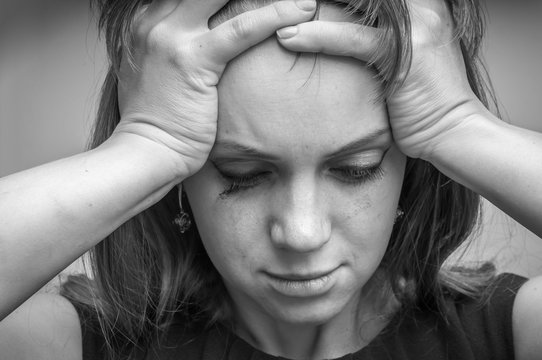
[184,8,406,328]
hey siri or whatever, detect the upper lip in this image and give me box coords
[265,267,338,281]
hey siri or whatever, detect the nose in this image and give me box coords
[269,179,331,253]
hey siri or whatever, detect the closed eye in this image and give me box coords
[330,165,384,184]
[217,170,271,197]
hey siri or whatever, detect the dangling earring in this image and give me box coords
[173,184,191,234]
[394,207,405,225]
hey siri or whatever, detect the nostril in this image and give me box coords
[269,214,331,252]
[270,221,285,244]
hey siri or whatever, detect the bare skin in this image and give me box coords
[277,0,542,238]
[276,1,542,357]
[1,0,542,359]
[0,0,319,320]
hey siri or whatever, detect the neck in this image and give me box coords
[232,279,398,359]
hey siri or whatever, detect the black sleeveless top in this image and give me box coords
[73,273,527,360]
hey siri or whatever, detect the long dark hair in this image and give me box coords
[62,0,498,358]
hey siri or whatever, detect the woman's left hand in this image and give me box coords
[278,0,542,240]
[276,0,485,160]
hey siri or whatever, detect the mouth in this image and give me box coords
[267,268,337,281]
[264,267,340,298]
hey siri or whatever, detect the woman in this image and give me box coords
[1,0,542,359]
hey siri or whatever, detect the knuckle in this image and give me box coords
[270,2,289,20]
[417,7,449,35]
[132,6,153,42]
[424,9,445,30]
[229,16,255,40]
[348,31,366,56]
[413,8,454,48]
[346,25,363,44]
[334,24,361,54]
[145,22,172,51]
[133,20,149,45]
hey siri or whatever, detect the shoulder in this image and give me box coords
[401,273,526,359]
[512,275,542,360]
[0,292,82,360]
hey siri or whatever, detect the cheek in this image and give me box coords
[183,167,263,277]
[182,149,406,280]
[339,149,405,263]
[337,195,392,265]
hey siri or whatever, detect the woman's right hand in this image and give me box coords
[115,0,317,178]
[0,0,316,321]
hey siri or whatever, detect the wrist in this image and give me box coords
[103,131,191,184]
[425,107,506,193]
[422,100,498,164]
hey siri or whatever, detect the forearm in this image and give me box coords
[0,133,185,319]
[428,108,542,238]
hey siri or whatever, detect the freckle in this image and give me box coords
[88,203,93,208]
[344,198,371,221]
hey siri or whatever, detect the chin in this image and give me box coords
[266,293,355,326]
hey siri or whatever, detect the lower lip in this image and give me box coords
[266,269,338,298]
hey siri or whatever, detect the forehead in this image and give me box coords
[215,7,387,156]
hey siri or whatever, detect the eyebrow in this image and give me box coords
[211,141,280,161]
[212,127,390,160]
[324,127,391,159]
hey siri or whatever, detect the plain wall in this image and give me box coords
[0,0,541,276]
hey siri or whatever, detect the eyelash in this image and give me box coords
[218,165,384,198]
[330,165,385,184]
[219,172,270,198]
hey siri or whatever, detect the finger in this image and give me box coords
[409,0,451,19]
[143,0,180,22]
[408,0,454,34]
[133,0,181,43]
[202,0,317,63]
[170,0,229,27]
[276,21,382,63]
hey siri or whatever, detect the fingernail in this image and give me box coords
[277,26,298,39]
[295,0,317,11]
